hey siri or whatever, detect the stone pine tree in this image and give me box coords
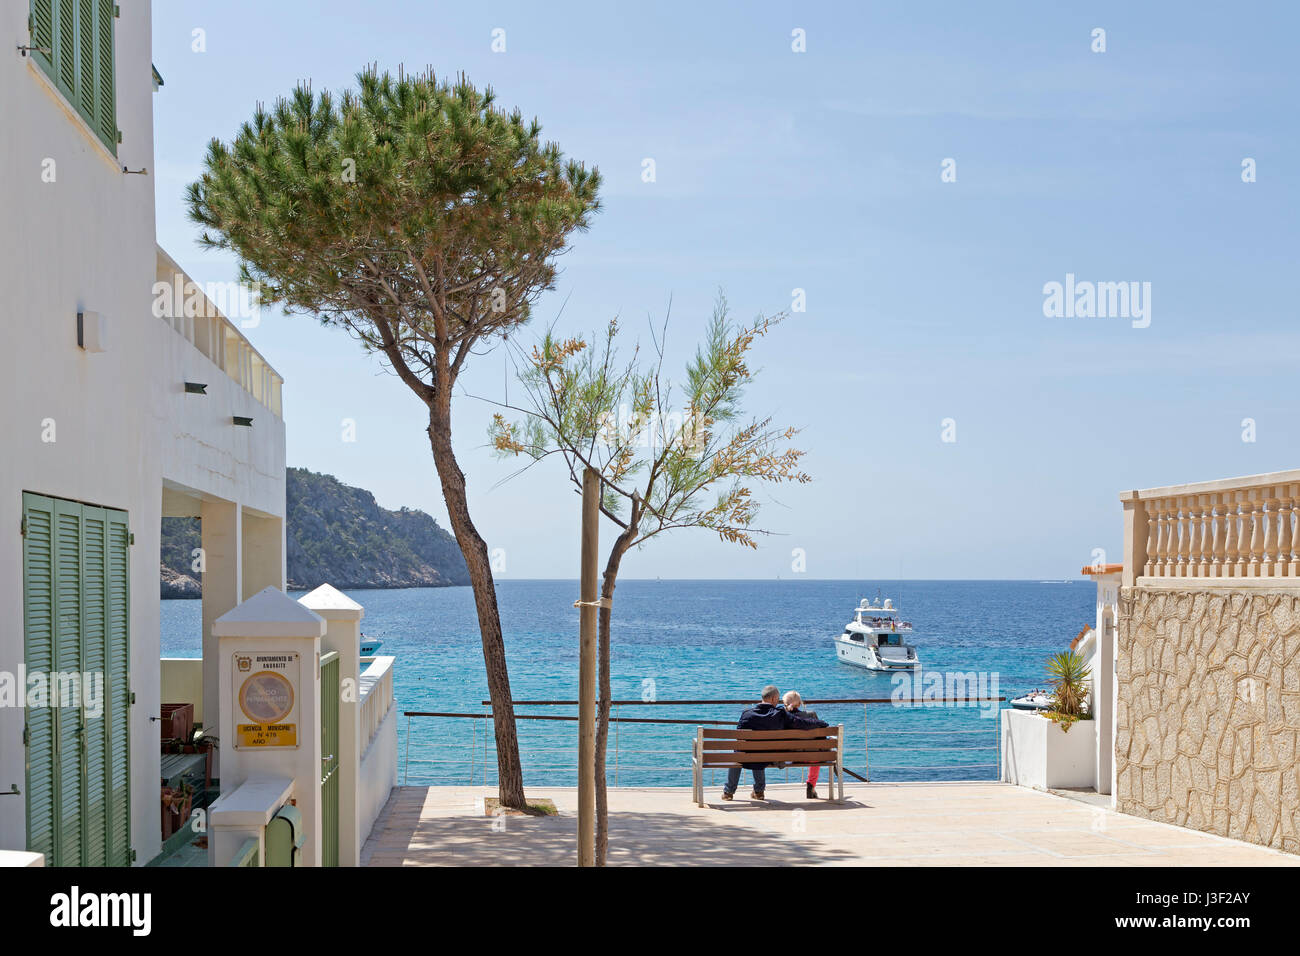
[187,67,601,809]
[489,293,810,861]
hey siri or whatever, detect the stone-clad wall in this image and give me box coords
[1116,588,1300,853]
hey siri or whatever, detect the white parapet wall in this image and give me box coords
[358,700,398,848]
[1001,709,1098,791]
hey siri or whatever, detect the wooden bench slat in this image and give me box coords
[702,740,838,752]
[701,728,836,740]
[701,751,839,765]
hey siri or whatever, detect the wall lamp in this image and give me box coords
[77,311,109,352]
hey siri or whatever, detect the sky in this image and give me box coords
[149,1,1300,581]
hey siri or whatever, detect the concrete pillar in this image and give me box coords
[242,511,285,598]
[200,498,241,739]
[298,584,363,867]
[212,587,326,866]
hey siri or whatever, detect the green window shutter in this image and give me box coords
[22,494,58,866]
[22,494,130,867]
[53,498,84,867]
[80,507,108,866]
[105,512,131,866]
[55,0,76,98]
[94,0,116,151]
[28,0,116,156]
[29,0,54,71]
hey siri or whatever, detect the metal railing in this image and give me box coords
[400,696,1004,788]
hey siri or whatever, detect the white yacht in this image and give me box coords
[833,596,919,671]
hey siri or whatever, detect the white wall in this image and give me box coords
[358,703,398,854]
[1001,709,1098,791]
[0,0,285,864]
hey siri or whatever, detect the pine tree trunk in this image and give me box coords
[595,528,636,865]
[426,404,526,809]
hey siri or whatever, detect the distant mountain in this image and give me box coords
[160,467,470,597]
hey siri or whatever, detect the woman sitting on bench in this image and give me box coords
[784,691,825,799]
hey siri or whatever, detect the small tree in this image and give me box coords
[489,292,810,862]
[187,67,601,808]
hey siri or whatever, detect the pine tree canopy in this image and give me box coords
[186,66,602,387]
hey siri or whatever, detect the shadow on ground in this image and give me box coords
[367,807,858,866]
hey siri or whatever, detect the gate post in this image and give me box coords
[211,587,326,866]
[299,585,363,867]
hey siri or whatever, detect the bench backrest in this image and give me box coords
[697,726,842,766]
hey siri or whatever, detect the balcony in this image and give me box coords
[1121,469,1300,588]
[155,247,283,417]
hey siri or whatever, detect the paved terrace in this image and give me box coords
[362,782,1300,866]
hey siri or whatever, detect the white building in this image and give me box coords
[1,0,287,865]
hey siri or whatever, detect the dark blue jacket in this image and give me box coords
[736,702,829,731]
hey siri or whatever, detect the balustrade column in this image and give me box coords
[1196,494,1213,576]
[1246,490,1265,577]
[1143,497,1159,577]
[1161,498,1178,576]
[1230,492,1247,576]
[1262,488,1280,576]
[1210,493,1227,577]
[1287,485,1300,577]
[1183,498,1201,578]
[1176,497,1192,577]
[1277,491,1294,578]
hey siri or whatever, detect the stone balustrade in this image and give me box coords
[1121,470,1300,585]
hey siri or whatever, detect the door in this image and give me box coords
[22,493,131,866]
[319,650,339,866]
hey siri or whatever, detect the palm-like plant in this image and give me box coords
[1045,650,1091,730]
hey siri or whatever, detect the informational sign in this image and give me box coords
[233,651,300,749]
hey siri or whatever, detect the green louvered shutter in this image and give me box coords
[55,0,76,98]
[94,0,116,151]
[105,512,131,866]
[80,507,108,866]
[29,0,54,74]
[53,499,84,867]
[22,495,57,865]
[29,0,116,155]
[23,494,131,867]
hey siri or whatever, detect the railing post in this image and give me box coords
[1120,492,1148,588]
[863,704,869,783]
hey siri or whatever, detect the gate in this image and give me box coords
[319,651,339,867]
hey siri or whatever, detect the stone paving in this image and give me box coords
[361,781,1300,866]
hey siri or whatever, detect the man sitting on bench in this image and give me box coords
[721,684,829,801]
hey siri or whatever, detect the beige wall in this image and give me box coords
[1116,586,1300,853]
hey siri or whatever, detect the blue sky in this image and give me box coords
[151,1,1300,580]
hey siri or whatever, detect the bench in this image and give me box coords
[692,725,845,806]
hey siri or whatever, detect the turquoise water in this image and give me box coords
[161,579,1093,786]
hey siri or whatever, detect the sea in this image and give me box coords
[161,579,1093,788]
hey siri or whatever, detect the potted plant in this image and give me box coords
[1001,648,1098,791]
[160,781,194,841]
[182,729,218,788]
[1043,650,1091,730]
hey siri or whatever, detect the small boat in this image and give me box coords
[360,633,383,656]
[1010,689,1053,711]
[832,595,919,671]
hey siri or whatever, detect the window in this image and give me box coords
[29,0,117,155]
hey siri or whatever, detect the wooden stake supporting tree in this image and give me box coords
[577,467,599,866]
